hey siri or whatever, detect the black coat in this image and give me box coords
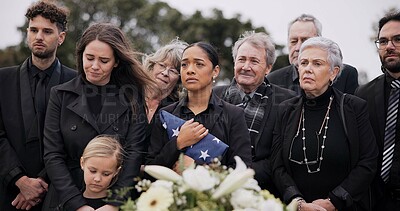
[272,88,378,210]
[146,92,252,168]
[42,76,147,211]
[213,82,296,195]
[0,58,76,211]
[267,64,359,94]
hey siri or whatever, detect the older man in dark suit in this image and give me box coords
[355,11,400,210]
[268,14,358,95]
[0,1,76,210]
[214,31,295,197]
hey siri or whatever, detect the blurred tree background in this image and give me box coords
[0,0,288,82]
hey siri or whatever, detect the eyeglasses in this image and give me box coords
[156,62,180,76]
[375,35,400,49]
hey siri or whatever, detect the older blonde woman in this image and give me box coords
[271,37,378,211]
[143,39,188,122]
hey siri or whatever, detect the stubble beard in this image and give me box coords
[30,46,56,59]
[381,57,400,74]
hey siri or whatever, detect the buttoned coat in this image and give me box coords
[42,76,147,211]
[0,57,76,211]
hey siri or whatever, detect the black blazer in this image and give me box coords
[354,74,387,206]
[213,82,296,194]
[355,74,386,167]
[267,64,359,94]
[42,76,147,211]
[272,88,378,210]
[0,58,76,211]
[146,92,252,168]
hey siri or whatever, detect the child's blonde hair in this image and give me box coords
[81,135,125,186]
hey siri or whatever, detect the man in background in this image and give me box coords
[268,14,358,95]
[355,11,400,210]
[0,1,76,210]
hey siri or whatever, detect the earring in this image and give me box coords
[213,76,216,83]
[329,80,333,86]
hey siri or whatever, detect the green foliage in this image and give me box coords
[1,0,270,81]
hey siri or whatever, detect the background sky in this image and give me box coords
[1,0,398,80]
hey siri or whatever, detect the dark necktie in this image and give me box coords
[242,94,251,108]
[381,79,400,183]
[35,72,47,138]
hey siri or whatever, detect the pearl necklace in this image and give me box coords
[289,96,334,174]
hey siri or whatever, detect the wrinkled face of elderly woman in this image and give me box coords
[298,46,339,98]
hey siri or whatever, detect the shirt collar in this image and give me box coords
[385,71,400,87]
[29,57,57,78]
[178,92,221,114]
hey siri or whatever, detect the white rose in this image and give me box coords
[242,178,261,192]
[182,165,217,191]
[230,189,262,210]
[151,180,174,192]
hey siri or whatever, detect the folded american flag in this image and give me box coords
[159,110,229,164]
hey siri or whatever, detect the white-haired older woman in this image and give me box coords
[271,37,378,211]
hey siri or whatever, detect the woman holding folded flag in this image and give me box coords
[146,42,252,174]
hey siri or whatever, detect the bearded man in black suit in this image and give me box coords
[355,11,400,210]
[0,1,76,210]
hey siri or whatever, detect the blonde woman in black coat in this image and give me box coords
[271,37,378,211]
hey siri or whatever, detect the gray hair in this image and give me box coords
[232,31,276,66]
[143,38,188,73]
[299,37,343,75]
[288,14,323,37]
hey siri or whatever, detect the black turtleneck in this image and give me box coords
[289,87,349,202]
[83,80,118,119]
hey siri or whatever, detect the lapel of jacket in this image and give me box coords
[374,77,386,143]
[282,97,302,169]
[208,94,223,132]
[253,84,273,149]
[19,58,37,140]
[97,91,129,133]
[47,59,61,101]
[66,78,100,133]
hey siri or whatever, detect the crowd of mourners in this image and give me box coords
[1,1,400,211]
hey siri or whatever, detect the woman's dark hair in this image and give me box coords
[183,42,219,68]
[76,23,157,113]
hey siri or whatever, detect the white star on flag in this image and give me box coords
[199,150,210,161]
[160,110,228,164]
[172,127,180,137]
[213,137,221,143]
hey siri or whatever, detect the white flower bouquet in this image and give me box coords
[120,156,297,211]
